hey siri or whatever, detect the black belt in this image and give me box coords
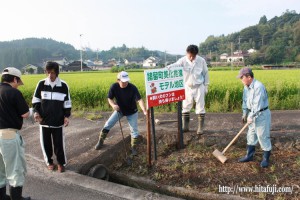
[259,106,269,112]
[248,106,268,112]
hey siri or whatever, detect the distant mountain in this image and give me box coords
[95,44,176,64]
[0,38,179,69]
[199,10,300,64]
[0,38,79,68]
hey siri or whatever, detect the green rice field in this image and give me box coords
[19,69,300,112]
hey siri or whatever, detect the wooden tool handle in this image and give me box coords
[222,123,249,154]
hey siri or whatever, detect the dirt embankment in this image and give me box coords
[110,111,300,200]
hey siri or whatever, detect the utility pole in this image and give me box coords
[80,34,83,72]
[238,36,242,53]
[96,48,99,61]
[231,42,233,70]
[164,50,167,67]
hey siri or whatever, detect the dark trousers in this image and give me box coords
[40,127,66,166]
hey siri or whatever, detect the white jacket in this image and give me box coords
[166,55,209,87]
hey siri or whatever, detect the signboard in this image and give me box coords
[144,67,185,108]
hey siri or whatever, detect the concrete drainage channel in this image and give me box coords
[78,135,251,200]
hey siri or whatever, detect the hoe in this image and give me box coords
[213,123,249,163]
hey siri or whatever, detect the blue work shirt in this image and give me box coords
[242,79,269,119]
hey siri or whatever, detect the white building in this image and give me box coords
[53,57,68,66]
[23,64,38,74]
[248,48,257,54]
[220,53,228,61]
[143,56,157,68]
[227,55,244,62]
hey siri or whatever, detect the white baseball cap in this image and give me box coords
[117,71,130,82]
[2,67,24,85]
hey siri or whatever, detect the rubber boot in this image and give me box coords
[260,151,271,168]
[238,145,256,162]
[197,114,205,135]
[9,186,31,200]
[182,112,190,132]
[95,129,109,150]
[131,137,138,156]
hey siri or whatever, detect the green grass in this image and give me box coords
[19,69,300,112]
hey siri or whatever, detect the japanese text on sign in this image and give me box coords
[144,67,185,108]
[146,69,183,81]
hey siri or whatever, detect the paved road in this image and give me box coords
[18,155,182,200]
[23,176,125,200]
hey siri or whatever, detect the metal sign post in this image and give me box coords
[150,107,157,160]
[146,109,151,167]
[177,101,184,149]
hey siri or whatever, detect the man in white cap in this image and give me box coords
[237,67,272,168]
[166,45,209,134]
[0,67,31,199]
[95,71,147,155]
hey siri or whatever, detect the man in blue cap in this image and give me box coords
[237,67,272,168]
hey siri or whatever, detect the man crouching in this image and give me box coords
[95,71,147,156]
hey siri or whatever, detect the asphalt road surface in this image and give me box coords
[22,175,126,200]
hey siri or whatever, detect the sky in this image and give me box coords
[0,0,299,55]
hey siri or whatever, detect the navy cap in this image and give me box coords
[237,67,253,78]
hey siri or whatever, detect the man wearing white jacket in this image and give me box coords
[166,45,209,134]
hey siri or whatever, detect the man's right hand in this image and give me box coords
[34,112,42,123]
[112,105,120,111]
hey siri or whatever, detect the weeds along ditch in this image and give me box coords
[20,69,300,112]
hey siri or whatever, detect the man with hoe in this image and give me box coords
[237,67,272,168]
[166,45,209,135]
[95,71,147,156]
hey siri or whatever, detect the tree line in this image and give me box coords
[0,39,177,69]
[199,10,300,64]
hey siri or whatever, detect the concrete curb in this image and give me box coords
[110,171,256,200]
[25,154,183,200]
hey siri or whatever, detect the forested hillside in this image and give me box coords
[0,38,78,68]
[199,10,300,64]
[0,39,176,69]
